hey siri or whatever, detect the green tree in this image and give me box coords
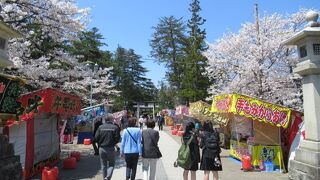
[180,0,210,104]
[67,27,110,67]
[157,81,175,110]
[112,47,156,111]
[150,16,187,90]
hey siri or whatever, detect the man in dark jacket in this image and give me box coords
[94,115,120,180]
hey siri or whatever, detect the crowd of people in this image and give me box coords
[92,114,222,180]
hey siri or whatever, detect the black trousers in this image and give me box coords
[158,123,163,131]
[125,153,139,180]
[92,140,99,154]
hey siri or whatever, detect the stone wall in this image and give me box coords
[0,134,22,180]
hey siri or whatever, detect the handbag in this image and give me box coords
[146,131,162,158]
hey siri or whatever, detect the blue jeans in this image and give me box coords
[99,147,115,180]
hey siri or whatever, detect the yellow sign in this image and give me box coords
[251,145,284,168]
[230,140,284,170]
[211,94,292,128]
[189,100,229,126]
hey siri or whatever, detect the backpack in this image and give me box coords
[176,134,194,169]
[203,132,221,158]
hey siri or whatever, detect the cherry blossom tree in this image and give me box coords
[0,1,118,106]
[204,9,312,111]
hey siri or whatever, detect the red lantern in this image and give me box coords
[42,166,58,180]
[63,157,77,169]
[70,151,81,161]
[241,154,252,171]
[83,138,91,145]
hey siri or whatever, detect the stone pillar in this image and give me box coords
[283,11,320,180]
[0,134,23,180]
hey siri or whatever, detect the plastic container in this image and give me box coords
[241,154,252,171]
[83,138,91,145]
[264,162,274,172]
[70,151,81,161]
[42,166,58,180]
[63,157,77,169]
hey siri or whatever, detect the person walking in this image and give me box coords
[92,117,103,155]
[94,115,120,180]
[142,120,162,180]
[139,116,144,129]
[158,114,164,131]
[182,121,200,180]
[199,121,222,180]
[120,117,142,180]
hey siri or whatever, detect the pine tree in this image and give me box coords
[181,0,210,104]
[112,47,156,111]
[150,16,186,90]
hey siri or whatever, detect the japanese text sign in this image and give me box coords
[189,100,229,126]
[211,94,292,128]
[19,88,81,116]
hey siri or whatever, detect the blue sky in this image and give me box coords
[77,0,319,87]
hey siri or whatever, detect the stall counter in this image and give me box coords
[230,140,284,169]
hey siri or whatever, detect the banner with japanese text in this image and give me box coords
[211,94,292,128]
[19,88,81,117]
[189,100,229,126]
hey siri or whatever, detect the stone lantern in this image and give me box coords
[0,21,23,67]
[283,11,320,180]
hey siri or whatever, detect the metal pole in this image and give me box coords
[90,75,93,108]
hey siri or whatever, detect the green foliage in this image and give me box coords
[67,27,110,67]
[157,81,175,109]
[111,46,157,111]
[1,82,22,114]
[150,0,211,106]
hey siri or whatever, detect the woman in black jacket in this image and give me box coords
[200,121,222,180]
[182,121,200,180]
[142,120,162,180]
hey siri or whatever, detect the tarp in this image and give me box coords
[211,93,293,128]
[112,110,127,125]
[175,105,189,116]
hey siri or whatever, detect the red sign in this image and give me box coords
[19,88,81,116]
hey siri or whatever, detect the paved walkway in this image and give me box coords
[33,126,288,180]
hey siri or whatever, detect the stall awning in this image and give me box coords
[189,100,229,126]
[18,88,81,117]
[211,93,301,128]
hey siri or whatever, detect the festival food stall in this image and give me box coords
[161,109,175,126]
[9,88,81,179]
[76,104,106,144]
[211,93,303,171]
